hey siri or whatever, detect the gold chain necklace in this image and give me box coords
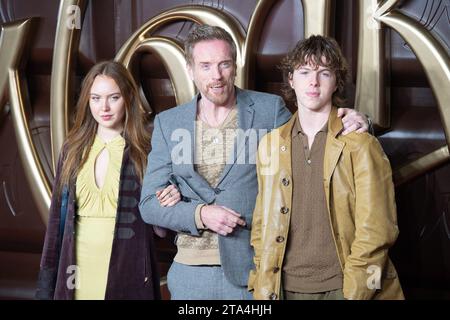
[199,98,234,128]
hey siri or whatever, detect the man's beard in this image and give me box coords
[202,81,235,106]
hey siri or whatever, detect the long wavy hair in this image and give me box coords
[56,61,150,195]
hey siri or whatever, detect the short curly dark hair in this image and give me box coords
[279,35,349,107]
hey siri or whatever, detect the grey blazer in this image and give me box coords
[139,87,291,287]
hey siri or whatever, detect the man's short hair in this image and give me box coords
[280,35,349,107]
[184,24,237,66]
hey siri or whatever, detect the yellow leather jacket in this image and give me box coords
[248,108,404,300]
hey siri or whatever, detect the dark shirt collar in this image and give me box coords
[292,113,329,138]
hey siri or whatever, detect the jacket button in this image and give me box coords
[280,207,289,214]
[280,145,287,152]
[281,178,290,186]
[276,236,284,243]
[144,277,148,283]
[214,188,221,195]
[273,267,280,273]
[269,293,277,300]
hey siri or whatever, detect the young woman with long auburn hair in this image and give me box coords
[36,61,180,300]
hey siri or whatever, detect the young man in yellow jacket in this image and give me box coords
[248,35,404,300]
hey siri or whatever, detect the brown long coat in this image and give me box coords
[36,146,161,300]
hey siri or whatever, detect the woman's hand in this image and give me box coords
[156,184,181,207]
[153,226,167,238]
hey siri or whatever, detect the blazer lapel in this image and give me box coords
[324,137,344,182]
[216,88,255,186]
[175,95,198,175]
[323,108,345,185]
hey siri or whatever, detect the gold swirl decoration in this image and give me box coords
[356,0,391,128]
[50,0,87,174]
[355,0,450,184]
[0,19,51,222]
[302,0,332,36]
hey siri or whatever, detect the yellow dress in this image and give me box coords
[74,135,125,300]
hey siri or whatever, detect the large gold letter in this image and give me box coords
[0,19,51,223]
[377,3,450,142]
[115,5,247,106]
[356,0,390,128]
[50,0,87,172]
[302,0,332,37]
[356,0,450,184]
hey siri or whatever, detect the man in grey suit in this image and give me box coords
[139,24,369,299]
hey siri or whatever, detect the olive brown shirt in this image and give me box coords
[282,115,343,293]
